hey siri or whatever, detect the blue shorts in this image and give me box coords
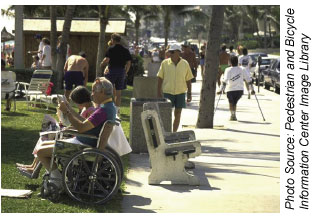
[200,59,205,66]
[64,71,84,90]
[164,93,186,109]
[105,67,126,90]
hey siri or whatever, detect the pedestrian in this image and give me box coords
[40,38,51,69]
[217,55,255,121]
[181,43,198,83]
[64,52,89,100]
[57,35,71,60]
[238,47,253,99]
[217,44,230,88]
[157,44,194,132]
[229,45,236,56]
[100,33,132,116]
[199,45,205,78]
[31,55,40,69]
[28,34,44,60]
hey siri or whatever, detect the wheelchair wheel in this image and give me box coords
[41,174,61,203]
[62,149,122,204]
[106,146,124,180]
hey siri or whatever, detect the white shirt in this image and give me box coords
[42,45,51,67]
[38,41,44,59]
[223,66,251,92]
[238,55,252,69]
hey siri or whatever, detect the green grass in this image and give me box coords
[1,85,133,213]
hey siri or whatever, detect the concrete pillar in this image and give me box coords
[14,5,24,69]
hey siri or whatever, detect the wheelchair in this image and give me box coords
[40,120,124,204]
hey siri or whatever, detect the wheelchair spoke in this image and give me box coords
[97,162,113,175]
[95,180,109,196]
[97,177,116,182]
[80,155,91,174]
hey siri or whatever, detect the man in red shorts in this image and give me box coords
[64,51,89,100]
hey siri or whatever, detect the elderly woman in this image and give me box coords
[36,78,116,185]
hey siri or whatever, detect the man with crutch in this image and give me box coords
[217,55,255,121]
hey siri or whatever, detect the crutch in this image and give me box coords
[214,85,224,115]
[253,92,266,121]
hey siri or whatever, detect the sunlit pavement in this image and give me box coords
[122,69,280,213]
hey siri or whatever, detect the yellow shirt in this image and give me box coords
[157,58,194,95]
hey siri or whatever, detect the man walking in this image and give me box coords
[217,44,230,88]
[238,47,253,98]
[181,43,198,83]
[64,52,89,100]
[157,44,194,132]
[101,33,132,116]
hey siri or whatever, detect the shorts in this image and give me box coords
[164,93,186,109]
[219,64,229,73]
[227,90,243,105]
[64,71,84,90]
[105,67,126,90]
[200,59,205,66]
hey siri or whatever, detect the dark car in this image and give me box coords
[251,57,274,85]
[263,58,280,93]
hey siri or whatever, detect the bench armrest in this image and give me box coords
[167,140,201,156]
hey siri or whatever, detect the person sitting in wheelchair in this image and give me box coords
[36,77,116,186]
[17,86,97,178]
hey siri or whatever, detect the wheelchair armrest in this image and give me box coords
[61,129,98,139]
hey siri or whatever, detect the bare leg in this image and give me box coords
[245,81,250,99]
[36,146,57,171]
[173,108,182,132]
[115,90,122,108]
[65,90,72,101]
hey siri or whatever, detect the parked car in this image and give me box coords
[248,52,268,74]
[251,57,275,85]
[263,58,280,93]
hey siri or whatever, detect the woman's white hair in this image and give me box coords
[94,77,113,96]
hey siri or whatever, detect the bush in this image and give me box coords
[236,40,259,49]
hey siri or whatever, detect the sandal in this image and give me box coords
[17,162,42,179]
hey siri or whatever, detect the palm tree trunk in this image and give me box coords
[56,5,75,90]
[164,7,171,47]
[196,5,225,128]
[135,15,141,45]
[14,5,24,69]
[96,5,110,77]
[50,6,57,70]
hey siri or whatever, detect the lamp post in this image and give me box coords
[257,55,262,93]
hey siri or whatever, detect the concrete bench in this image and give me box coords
[141,102,201,185]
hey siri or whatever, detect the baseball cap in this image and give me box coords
[168,44,182,52]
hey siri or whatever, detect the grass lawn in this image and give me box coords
[1,85,133,213]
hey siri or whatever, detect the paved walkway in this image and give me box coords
[122,72,280,213]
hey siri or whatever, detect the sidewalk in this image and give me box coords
[122,72,280,213]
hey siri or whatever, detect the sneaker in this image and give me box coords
[230,115,237,121]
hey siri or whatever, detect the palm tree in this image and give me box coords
[56,5,76,90]
[14,5,24,69]
[96,5,111,77]
[196,5,225,128]
[50,6,57,70]
[127,6,159,45]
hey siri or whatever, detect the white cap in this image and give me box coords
[168,44,182,52]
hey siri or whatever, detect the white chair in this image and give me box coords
[17,69,53,109]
